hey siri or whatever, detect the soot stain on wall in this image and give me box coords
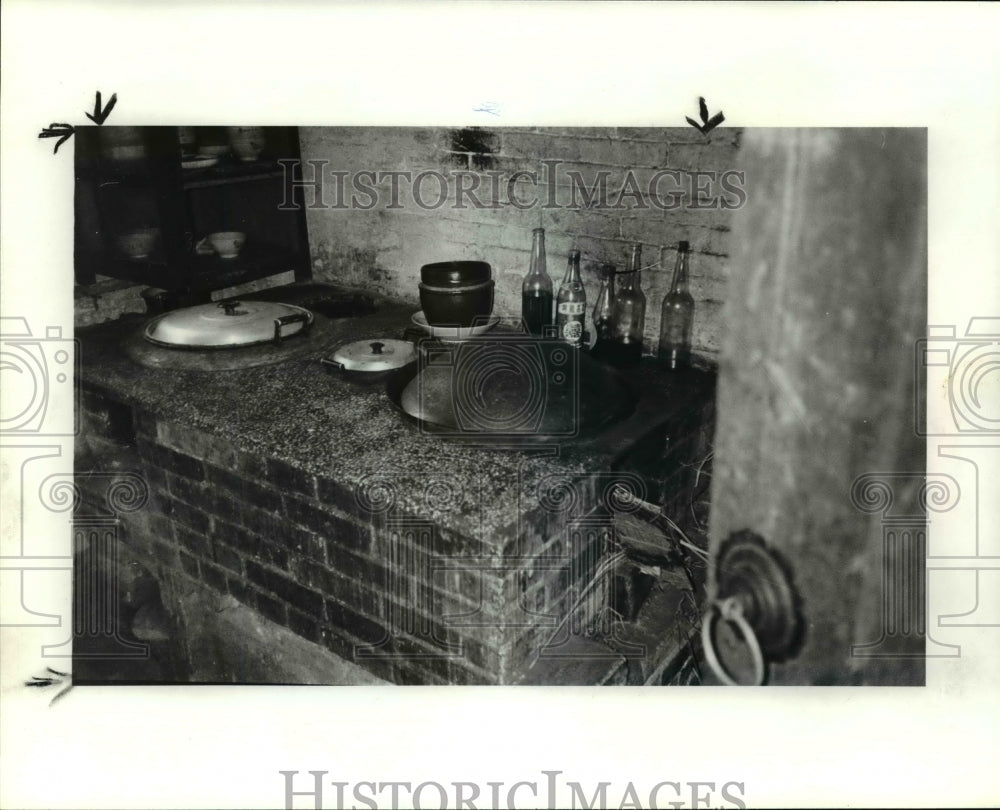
[450,127,498,170]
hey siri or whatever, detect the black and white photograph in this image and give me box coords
[1,2,998,809]
[68,123,927,689]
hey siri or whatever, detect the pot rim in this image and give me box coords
[418,279,495,294]
[420,260,492,286]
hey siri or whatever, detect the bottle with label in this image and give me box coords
[611,243,647,367]
[521,228,553,336]
[556,250,587,347]
[658,240,695,369]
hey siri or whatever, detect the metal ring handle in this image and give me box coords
[273,312,310,343]
[701,596,767,686]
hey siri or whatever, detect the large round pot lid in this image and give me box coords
[327,339,416,372]
[143,300,313,349]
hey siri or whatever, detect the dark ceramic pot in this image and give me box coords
[420,260,492,287]
[419,279,495,328]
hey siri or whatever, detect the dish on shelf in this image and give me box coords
[181,155,221,170]
[106,145,146,161]
[411,310,499,342]
[194,231,246,259]
[116,228,159,260]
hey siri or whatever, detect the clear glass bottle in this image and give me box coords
[521,228,553,336]
[611,243,647,367]
[556,250,587,347]
[658,240,695,369]
[592,263,617,344]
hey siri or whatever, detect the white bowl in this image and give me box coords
[203,231,246,259]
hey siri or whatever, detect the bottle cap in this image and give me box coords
[678,240,690,252]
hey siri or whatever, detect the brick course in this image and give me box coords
[103,412,532,682]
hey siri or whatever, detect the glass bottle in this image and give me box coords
[556,250,587,347]
[658,240,695,369]
[521,228,553,336]
[611,243,647,367]
[592,263,617,345]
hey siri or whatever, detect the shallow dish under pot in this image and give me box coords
[418,261,494,328]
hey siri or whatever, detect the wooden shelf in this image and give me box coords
[182,160,289,190]
[91,256,173,288]
[81,243,304,294]
[74,126,310,292]
[185,242,304,292]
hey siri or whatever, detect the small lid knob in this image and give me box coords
[369,341,384,355]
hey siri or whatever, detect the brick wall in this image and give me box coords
[299,127,742,361]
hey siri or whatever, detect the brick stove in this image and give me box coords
[74,301,715,685]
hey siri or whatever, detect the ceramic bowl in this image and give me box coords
[226,126,266,162]
[106,144,146,161]
[419,279,494,328]
[117,228,159,259]
[206,231,246,259]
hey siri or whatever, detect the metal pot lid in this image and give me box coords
[330,339,416,372]
[143,300,313,348]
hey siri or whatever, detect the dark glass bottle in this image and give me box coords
[611,243,647,367]
[556,250,586,347]
[592,263,617,344]
[521,228,553,336]
[658,240,695,368]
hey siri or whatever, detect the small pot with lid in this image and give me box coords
[321,338,417,383]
